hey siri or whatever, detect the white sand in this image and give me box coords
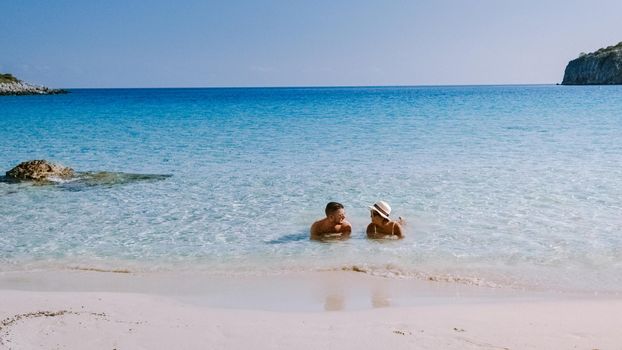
[0,271,621,349]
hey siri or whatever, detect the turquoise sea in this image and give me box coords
[1,85,621,293]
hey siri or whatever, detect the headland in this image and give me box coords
[562,41,622,85]
[0,73,67,95]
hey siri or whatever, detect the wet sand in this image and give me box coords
[0,270,621,349]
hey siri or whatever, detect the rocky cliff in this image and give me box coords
[562,42,622,85]
[0,73,68,95]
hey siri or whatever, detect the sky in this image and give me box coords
[1,0,621,88]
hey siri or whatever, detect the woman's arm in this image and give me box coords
[393,222,404,239]
[366,223,376,238]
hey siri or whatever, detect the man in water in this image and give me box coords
[310,202,352,241]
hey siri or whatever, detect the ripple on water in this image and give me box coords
[1,86,622,292]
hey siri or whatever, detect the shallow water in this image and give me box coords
[1,86,621,292]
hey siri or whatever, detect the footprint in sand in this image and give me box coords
[0,310,108,349]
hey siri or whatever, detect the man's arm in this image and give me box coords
[339,221,352,238]
[310,221,321,240]
[309,221,318,239]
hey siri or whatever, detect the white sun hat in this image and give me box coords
[369,200,391,220]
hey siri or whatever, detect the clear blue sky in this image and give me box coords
[1,0,621,88]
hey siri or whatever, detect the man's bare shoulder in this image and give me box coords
[310,218,327,229]
[310,218,327,238]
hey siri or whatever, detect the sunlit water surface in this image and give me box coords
[1,86,621,293]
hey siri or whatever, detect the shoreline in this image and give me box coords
[2,260,621,297]
[0,270,553,312]
[1,270,621,349]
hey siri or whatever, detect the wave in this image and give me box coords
[329,264,502,288]
[69,266,131,273]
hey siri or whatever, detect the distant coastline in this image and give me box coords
[54,83,560,90]
[0,73,67,96]
[562,41,622,85]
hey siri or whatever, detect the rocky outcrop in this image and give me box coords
[562,42,622,85]
[3,160,172,187]
[6,160,74,181]
[0,73,67,95]
[0,81,68,95]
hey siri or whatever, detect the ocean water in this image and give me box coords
[1,85,621,293]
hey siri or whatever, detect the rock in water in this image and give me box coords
[562,42,622,85]
[6,160,75,181]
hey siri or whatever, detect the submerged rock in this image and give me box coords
[73,171,172,187]
[6,160,74,181]
[562,41,622,85]
[3,160,171,189]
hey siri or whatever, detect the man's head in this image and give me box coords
[325,202,346,224]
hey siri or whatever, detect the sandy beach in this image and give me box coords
[4,0,622,349]
[1,270,621,350]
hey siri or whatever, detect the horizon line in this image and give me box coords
[62,83,562,90]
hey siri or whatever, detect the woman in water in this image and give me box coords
[366,200,404,239]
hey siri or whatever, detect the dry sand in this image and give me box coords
[0,271,620,349]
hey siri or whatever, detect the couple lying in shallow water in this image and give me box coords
[310,201,404,241]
